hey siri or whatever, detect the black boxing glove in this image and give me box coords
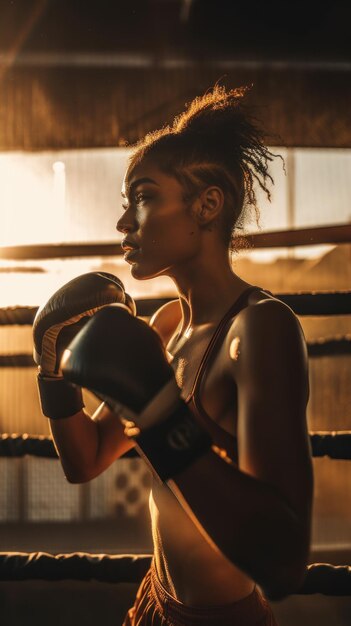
[33,272,136,419]
[61,305,212,482]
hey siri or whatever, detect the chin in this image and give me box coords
[130,267,151,281]
[130,260,169,281]
[130,262,156,281]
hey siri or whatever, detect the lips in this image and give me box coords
[121,239,140,252]
[121,239,140,263]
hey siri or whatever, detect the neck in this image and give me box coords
[167,246,251,331]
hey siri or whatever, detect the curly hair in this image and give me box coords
[127,85,280,253]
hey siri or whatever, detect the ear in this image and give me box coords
[193,186,224,226]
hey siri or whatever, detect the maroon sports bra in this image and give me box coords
[185,285,270,462]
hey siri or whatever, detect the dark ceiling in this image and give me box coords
[1,1,350,150]
[1,0,350,63]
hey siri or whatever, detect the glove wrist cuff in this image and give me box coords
[132,401,212,482]
[37,374,84,419]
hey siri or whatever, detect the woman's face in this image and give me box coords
[117,159,201,280]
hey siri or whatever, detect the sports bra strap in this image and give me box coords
[186,285,261,404]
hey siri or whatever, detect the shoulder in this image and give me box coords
[228,292,309,395]
[231,290,305,344]
[149,299,182,345]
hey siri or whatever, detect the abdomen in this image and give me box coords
[149,481,255,605]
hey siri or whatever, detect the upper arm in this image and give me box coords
[230,299,313,525]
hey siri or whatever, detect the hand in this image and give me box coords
[61,305,212,481]
[33,272,136,418]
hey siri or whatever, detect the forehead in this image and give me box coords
[121,159,179,196]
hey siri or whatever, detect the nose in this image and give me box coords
[116,209,137,234]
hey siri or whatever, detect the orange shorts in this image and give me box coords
[123,560,278,626]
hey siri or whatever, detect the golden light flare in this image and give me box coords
[229,336,241,361]
[0,0,49,81]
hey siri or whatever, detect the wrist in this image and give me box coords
[37,365,62,379]
[130,400,212,482]
[37,373,84,419]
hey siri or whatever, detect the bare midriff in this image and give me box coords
[149,480,255,606]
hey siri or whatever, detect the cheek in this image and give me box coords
[142,209,198,256]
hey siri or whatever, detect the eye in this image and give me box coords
[135,191,150,204]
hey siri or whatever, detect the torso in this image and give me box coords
[149,284,276,605]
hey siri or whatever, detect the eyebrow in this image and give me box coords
[121,177,159,197]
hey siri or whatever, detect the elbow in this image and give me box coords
[55,451,99,484]
[256,510,312,601]
[240,526,310,601]
[65,470,90,484]
[62,463,96,484]
[260,554,309,601]
[262,567,307,601]
[224,547,308,601]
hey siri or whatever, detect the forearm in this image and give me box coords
[49,408,100,482]
[49,400,135,483]
[168,448,310,600]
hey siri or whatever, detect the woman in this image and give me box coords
[36,85,313,625]
[116,85,313,624]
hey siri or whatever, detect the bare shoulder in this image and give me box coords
[228,290,309,403]
[149,298,182,346]
[231,290,306,348]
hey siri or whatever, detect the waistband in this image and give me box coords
[149,559,273,626]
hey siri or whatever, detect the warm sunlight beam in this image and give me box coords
[0,154,66,246]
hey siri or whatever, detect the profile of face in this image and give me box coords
[117,159,203,280]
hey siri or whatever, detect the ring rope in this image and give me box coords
[0,552,349,595]
[0,291,350,326]
[0,434,138,459]
[1,433,351,460]
[1,335,350,369]
[0,552,152,584]
[299,563,351,596]
[310,431,351,459]
[307,337,351,357]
